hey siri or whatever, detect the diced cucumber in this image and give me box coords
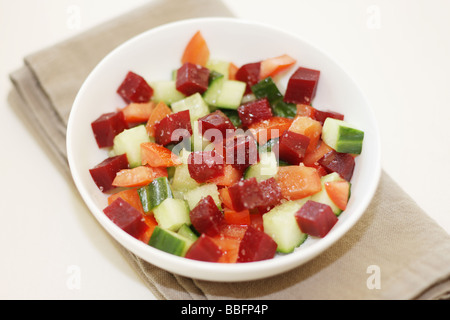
[191,120,215,152]
[150,80,185,105]
[171,93,210,123]
[251,77,297,118]
[148,226,193,257]
[216,80,246,109]
[203,76,225,107]
[322,118,365,154]
[184,183,221,210]
[170,150,201,198]
[206,59,230,79]
[153,198,190,232]
[263,198,310,253]
[177,223,199,242]
[113,125,152,168]
[138,177,173,213]
[311,172,344,216]
[244,151,278,182]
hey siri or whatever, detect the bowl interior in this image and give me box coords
[67,17,381,282]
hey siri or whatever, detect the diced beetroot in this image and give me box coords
[187,151,225,183]
[237,98,273,128]
[318,150,355,181]
[295,200,338,238]
[228,178,264,212]
[91,111,127,148]
[117,71,153,104]
[223,133,258,172]
[154,110,192,146]
[176,62,210,96]
[257,178,283,212]
[272,130,310,165]
[198,110,235,142]
[284,67,320,105]
[314,109,345,126]
[235,62,261,94]
[237,226,277,262]
[185,234,222,262]
[89,154,129,192]
[103,197,149,239]
[189,195,224,237]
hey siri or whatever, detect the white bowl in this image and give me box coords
[67,17,381,282]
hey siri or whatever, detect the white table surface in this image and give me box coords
[1,0,449,300]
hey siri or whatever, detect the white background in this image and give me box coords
[0,0,449,299]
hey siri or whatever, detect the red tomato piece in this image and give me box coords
[145,101,172,137]
[289,116,323,155]
[112,166,168,188]
[121,101,155,124]
[260,54,296,80]
[181,31,210,67]
[276,165,322,200]
[248,117,293,145]
[325,180,350,210]
[140,142,181,167]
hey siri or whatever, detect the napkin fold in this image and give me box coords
[9,0,450,300]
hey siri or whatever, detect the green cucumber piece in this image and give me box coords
[138,177,173,213]
[311,172,345,216]
[191,120,215,152]
[184,183,221,210]
[153,198,190,232]
[322,118,365,154]
[203,76,225,107]
[244,151,278,182]
[251,77,297,118]
[113,125,152,168]
[216,80,246,109]
[170,150,201,198]
[263,198,309,253]
[148,226,193,256]
[206,59,230,79]
[177,223,199,242]
[171,93,210,123]
[150,80,185,105]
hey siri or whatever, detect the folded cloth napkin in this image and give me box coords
[9,0,450,300]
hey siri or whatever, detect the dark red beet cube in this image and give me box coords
[258,178,283,211]
[228,178,264,212]
[223,134,258,172]
[176,62,210,96]
[314,109,345,126]
[198,110,235,142]
[189,195,224,237]
[91,111,128,148]
[103,197,149,239]
[237,98,273,127]
[187,151,225,183]
[318,150,355,181]
[284,67,320,105]
[185,234,222,262]
[154,110,192,146]
[295,200,338,238]
[272,130,310,165]
[117,71,153,104]
[235,62,261,94]
[89,154,129,192]
[237,226,277,262]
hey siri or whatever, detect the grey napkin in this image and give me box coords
[9,0,450,300]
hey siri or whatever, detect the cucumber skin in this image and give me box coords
[322,118,364,154]
[153,198,190,232]
[138,177,173,213]
[148,226,192,257]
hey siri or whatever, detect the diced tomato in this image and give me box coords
[303,140,334,167]
[260,54,296,80]
[206,164,242,187]
[145,101,172,137]
[120,101,155,124]
[219,187,234,210]
[325,180,350,210]
[289,116,323,154]
[211,224,247,263]
[228,62,238,80]
[140,214,158,244]
[248,117,293,145]
[223,208,251,225]
[112,166,168,188]
[276,165,322,200]
[108,188,145,215]
[296,104,316,119]
[141,142,181,167]
[181,31,210,67]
